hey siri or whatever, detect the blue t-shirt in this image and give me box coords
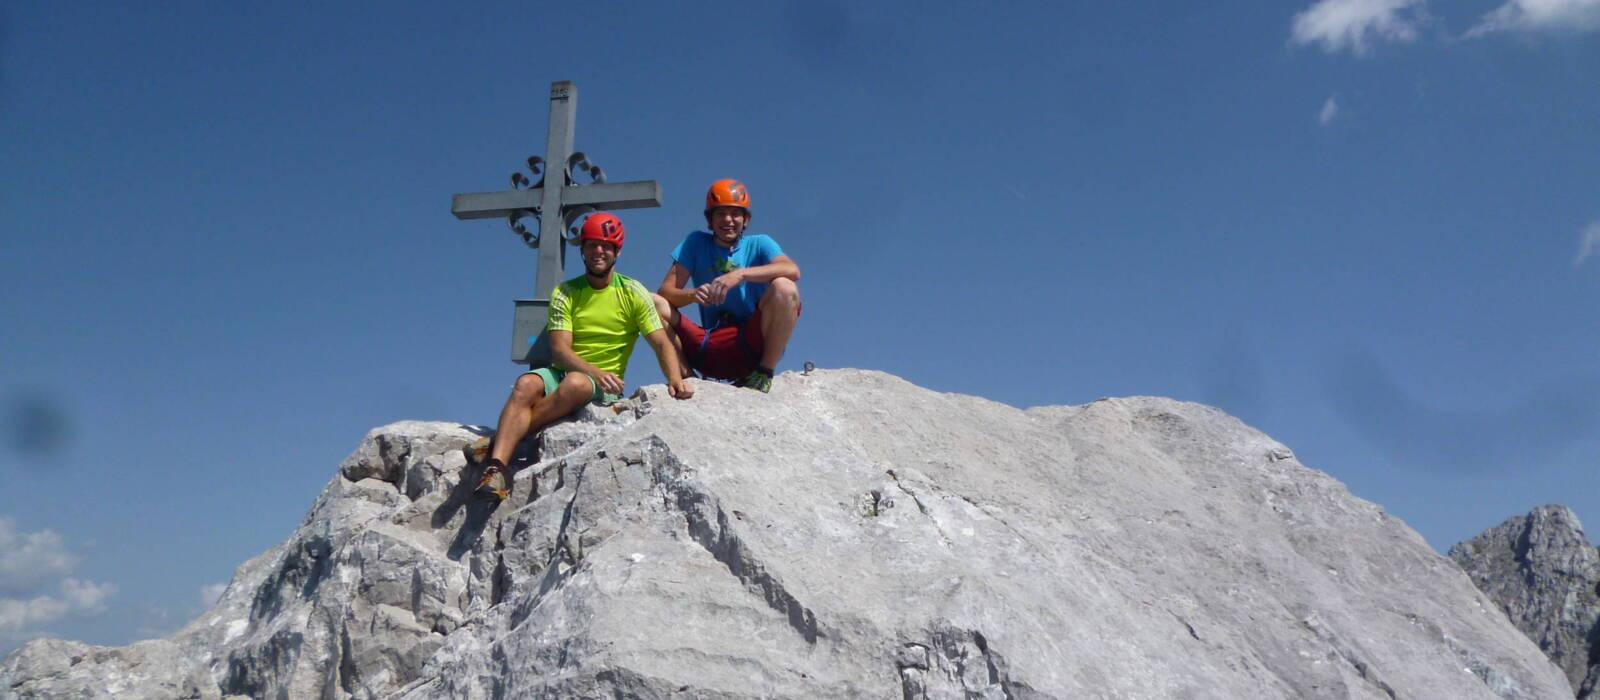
[670,231,785,327]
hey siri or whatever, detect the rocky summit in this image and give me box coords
[1451,505,1600,699]
[0,369,1572,699]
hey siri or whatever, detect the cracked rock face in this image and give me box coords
[1451,505,1600,699]
[0,369,1574,699]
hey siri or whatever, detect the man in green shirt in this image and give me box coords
[475,212,693,500]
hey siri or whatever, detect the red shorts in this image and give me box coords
[674,305,801,381]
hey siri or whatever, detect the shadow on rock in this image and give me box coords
[436,430,539,560]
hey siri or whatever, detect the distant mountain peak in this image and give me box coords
[1452,504,1600,699]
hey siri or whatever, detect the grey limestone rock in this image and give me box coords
[0,638,224,700]
[1,369,1574,698]
[1450,505,1600,698]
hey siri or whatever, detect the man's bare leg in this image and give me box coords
[489,373,547,465]
[521,371,595,440]
[757,278,801,371]
[490,371,597,465]
[477,371,595,499]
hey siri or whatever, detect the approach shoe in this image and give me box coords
[475,460,509,501]
[737,369,773,393]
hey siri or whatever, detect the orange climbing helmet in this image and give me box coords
[579,212,625,251]
[703,179,752,222]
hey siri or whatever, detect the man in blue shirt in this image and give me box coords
[654,179,801,393]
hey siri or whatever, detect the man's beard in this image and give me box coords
[585,257,615,278]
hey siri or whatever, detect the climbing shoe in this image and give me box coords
[737,368,773,393]
[475,460,509,501]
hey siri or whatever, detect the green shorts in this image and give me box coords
[523,367,622,405]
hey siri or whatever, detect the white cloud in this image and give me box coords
[1469,0,1600,36]
[1291,0,1427,55]
[1576,220,1600,267]
[199,582,227,608]
[60,578,114,610]
[0,518,77,597]
[1319,95,1341,125]
[0,578,115,634]
[0,517,115,639]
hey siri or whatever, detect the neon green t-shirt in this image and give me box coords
[545,273,662,378]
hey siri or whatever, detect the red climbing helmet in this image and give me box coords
[579,212,625,251]
[703,179,752,222]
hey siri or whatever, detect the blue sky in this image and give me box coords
[2,0,1597,652]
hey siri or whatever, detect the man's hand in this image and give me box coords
[694,270,744,306]
[668,378,695,400]
[591,370,624,396]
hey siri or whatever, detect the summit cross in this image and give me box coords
[451,80,662,364]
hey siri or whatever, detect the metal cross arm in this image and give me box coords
[450,180,662,221]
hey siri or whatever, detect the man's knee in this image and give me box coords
[510,373,547,404]
[763,278,800,310]
[652,293,677,324]
[554,370,595,399]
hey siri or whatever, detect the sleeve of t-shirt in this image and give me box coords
[546,283,572,333]
[624,279,663,335]
[669,233,696,265]
[755,235,785,263]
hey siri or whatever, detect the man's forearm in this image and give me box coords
[646,332,684,382]
[732,260,800,284]
[658,284,698,308]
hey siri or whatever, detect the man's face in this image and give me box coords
[708,207,748,246]
[581,239,618,277]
